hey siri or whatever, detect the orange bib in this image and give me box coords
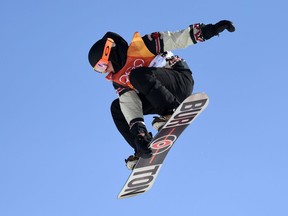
[106,32,155,89]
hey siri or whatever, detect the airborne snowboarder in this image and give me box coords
[88,20,235,169]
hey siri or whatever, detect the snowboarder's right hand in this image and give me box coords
[130,121,153,158]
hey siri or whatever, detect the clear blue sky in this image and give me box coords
[1,0,287,215]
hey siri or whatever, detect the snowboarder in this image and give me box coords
[88,20,235,169]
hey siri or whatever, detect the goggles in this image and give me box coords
[93,38,114,73]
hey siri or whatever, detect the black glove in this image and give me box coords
[202,20,235,40]
[130,120,153,158]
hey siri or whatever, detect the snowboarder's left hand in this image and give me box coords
[202,20,235,40]
[214,20,235,33]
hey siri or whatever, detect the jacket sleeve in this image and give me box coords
[142,23,205,55]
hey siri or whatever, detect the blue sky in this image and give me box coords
[1,0,287,215]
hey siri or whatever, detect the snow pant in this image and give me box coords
[110,67,194,150]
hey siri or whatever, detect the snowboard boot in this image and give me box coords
[130,120,153,159]
[152,115,172,131]
[152,105,177,131]
[125,154,139,170]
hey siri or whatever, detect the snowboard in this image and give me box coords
[118,92,209,199]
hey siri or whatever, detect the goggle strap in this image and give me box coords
[101,38,114,62]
